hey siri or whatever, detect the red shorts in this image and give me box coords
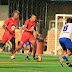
[20,33,36,45]
[2,31,14,44]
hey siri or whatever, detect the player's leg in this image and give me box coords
[59,47,68,66]
[25,45,32,60]
[10,37,15,59]
[0,33,8,49]
[30,40,36,59]
[18,41,25,54]
[24,40,32,60]
[65,49,72,67]
[0,42,5,51]
[59,38,67,66]
[14,44,23,54]
[59,38,72,67]
[0,42,5,47]
[14,34,28,54]
[59,48,67,66]
[28,35,36,59]
[61,49,72,67]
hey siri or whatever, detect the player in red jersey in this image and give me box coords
[0,10,19,59]
[14,14,40,60]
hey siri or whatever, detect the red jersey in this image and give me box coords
[4,17,19,35]
[23,19,37,35]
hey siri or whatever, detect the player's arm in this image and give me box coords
[23,25,34,31]
[20,27,23,34]
[23,20,34,31]
[2,24,10,33]
[20,25,24,34]
[36,31,40,36]
[2,19,10,34]
[34,26,40,36]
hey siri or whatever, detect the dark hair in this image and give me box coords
[31,13,37,16]
[67,18,72,23]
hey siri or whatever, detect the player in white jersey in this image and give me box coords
[59,18,72,67]
[59,24,72,39]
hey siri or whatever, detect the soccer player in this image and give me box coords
[20,26,33,60]
[0,10,19,59]
[20,24,38,60]
[59,18,72,67]
[14,14,40,59]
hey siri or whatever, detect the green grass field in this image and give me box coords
[0,53,72,72]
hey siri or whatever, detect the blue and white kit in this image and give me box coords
[59,23,72,49]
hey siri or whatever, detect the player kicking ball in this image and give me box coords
[0,10,19,59]
[14,14,40,60]
[59,18,72,67]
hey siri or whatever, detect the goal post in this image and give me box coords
[55,14,72,55]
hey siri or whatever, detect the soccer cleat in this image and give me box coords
[25,57,30,60]
[33,57,39,60]
[59,57,64,67]
[11,53,15,59]
[68,64,72,67]
[66,61,72,67]
[11,55,15,59]
[33,57,36,60]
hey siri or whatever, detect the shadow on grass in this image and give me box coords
[0,66,44,69]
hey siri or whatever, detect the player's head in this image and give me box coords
[67,18,72,23]
[13,10,19,20]
[31,13,37,21]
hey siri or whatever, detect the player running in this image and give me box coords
[20,25,33,60]
[0,10,19,59]
[14,14,40,59]
[59,18,72,67]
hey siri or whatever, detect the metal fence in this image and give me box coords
[1,1,72,30]
[8,0,48,34]
[1,0,72,54]
[0,0,48,34]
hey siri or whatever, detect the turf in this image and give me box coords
[0,53,72,72]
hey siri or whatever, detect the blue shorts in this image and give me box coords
[59,38,72,49]
[25,40,33,46]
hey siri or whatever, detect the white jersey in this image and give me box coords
[59,23,72,39]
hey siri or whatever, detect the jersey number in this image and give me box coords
[63,25,68,31]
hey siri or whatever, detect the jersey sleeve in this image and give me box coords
[4,18,10,25]
[24,20,29,27]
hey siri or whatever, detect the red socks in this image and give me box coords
[14,49,17,54]
[11,53,13,56]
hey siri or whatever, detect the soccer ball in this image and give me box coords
[36,55,42,62]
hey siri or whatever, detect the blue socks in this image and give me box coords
[62,56,68,61]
